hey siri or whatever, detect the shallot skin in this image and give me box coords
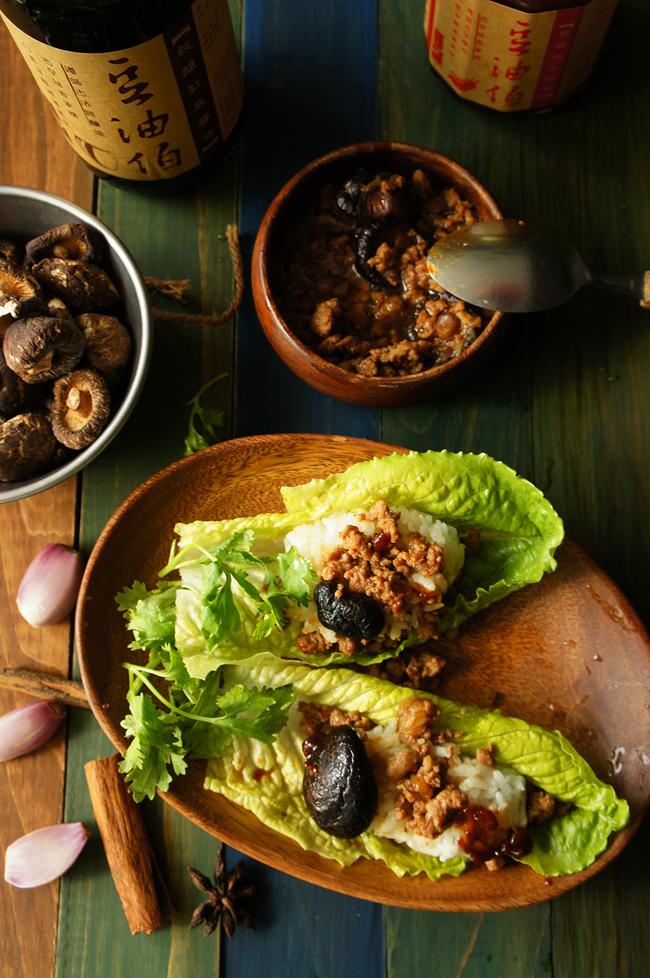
[0,700,64,762]
[4,822,90,888]
[16,543,85,627]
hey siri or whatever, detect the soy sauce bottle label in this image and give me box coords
[424,0,618,112]
[1,0,243,180]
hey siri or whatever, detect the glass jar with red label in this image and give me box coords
[423,0,618,112]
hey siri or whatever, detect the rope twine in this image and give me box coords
[143,224,244,326]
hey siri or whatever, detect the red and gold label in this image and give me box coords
[1,0,243,180]
[424,0,618,112]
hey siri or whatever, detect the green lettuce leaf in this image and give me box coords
[164,450,563,675]
[118,450,563,689]
[204,656,628,881]
[280,450,565,632]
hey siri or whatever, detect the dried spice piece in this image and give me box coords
[85,754,175,935]
[0,667,89,708]
[188,849,256,939]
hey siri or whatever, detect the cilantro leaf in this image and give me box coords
[184,373,227,456]
[276,547,317,605]
[118,655,296,800]
[118,583,178,651]
[119,690,187,802]
[115,581,150,613]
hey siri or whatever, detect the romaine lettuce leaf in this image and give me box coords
[118,450,563,685]
[204,656,628,880]
[167,450,563,673]
[280,450,565,632]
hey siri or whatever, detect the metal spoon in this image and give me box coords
[426,219,650,313]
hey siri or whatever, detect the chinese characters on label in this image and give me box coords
[0,0,243,180]
[423,0,618,113]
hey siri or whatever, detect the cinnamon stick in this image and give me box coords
[0,667,89,708]
[85,754,175,935]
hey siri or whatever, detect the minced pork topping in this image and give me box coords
[281,168,489,377]
[295,500,453,661]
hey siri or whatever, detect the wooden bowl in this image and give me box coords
[251,142,507,408]
[76,434,650,911]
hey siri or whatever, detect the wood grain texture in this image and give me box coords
[73,435,648,913]
[378,0,650,975]
[250,141,505,407]
[234,0,382,441]
[3,0,650,975]
[0,20,93,978]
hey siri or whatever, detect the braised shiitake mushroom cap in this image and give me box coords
[51,367,111,450]
[0,412,57,482]
[25,223,104,265]
[3,315,85,384]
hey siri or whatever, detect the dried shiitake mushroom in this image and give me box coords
[0,348,41,415]
[76,312,132,385]
[51,367,111,449]
[0,239,23,265]
[3,316,85,384]
[31,259,120,312]
[25,223,104,265]
[47,296,76,324]
[0,216,135,484]
[0,412,57,481]
[0,259,47,321]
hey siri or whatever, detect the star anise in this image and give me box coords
[187,848,256,939]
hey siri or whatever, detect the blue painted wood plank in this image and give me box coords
[228,3,385,976]
[235,0,381,441]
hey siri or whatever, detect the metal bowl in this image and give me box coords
[0,186,152,504]
[252,142,507,408]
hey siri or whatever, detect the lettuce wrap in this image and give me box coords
[121,450,564,680]
[204,656,629,880]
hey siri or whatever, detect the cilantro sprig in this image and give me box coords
[184,373,228,456]
[159,530,316,651]
[117,641,295,802]
[114,529,315,801]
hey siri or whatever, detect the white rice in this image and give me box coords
[365,720,527,862]
[284,507,464,644]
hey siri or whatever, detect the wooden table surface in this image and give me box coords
[2,2,650,976]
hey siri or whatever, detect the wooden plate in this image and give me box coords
[76,433,650,911]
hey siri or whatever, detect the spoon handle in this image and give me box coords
[591,270,650,307]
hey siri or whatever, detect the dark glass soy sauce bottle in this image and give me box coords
[0,0,244,192]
